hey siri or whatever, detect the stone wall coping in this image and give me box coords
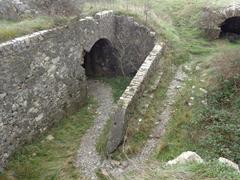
[95,10,114,19]
[118,43,164,109]
[107,42,165,153]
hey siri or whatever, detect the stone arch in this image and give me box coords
[82,38,120,77]
[220,16,240,35]
[202,4,240,39]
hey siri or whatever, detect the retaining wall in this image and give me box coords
[107,43,164,153]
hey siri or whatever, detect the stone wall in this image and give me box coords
[0,0,34,20]
[0,10,155,169]
[113,16,156,76]
[202,3,240,39]
[0,0,82,20]
[107,43,164,153]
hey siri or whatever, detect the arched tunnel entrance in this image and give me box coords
[221,16,240,34]
[83,39,120,77]
[220,16,240,41]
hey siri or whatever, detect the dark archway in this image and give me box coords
[220,17,240,42]
[83,39,119,77]
[221,16,240,34]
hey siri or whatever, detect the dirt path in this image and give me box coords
[139,66,187,161]
[75,80,114,180]
[76,66,187,179]
[102,66,187,178]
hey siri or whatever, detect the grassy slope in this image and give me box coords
[96,76,132,102]
[156,44,240,162]
[0,98,97,180]
[0,16,70,43]
[125,160,240,180]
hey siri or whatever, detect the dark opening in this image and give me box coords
[83,39,119,77]
[220,16,240,42]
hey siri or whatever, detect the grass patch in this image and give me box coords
[190,76,240,163]
[0,98,97,180]
[96,119,112,158]
[96,76,132,102]
[157,47,240,165]
[191,161,240,179]
[0,16,70,42]
[125,160,240,179]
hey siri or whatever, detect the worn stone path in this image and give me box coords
[75,80,114,180]
[76,66,187,179]
[103,66,187,178]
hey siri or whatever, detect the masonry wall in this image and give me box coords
[0,11,155,169]
[202,3,240,39]
[107,43,164,153]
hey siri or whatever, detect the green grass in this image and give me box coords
[191,161,240,179]
[96,76,132,102]
[96,119,112,158]
[156,45,240,163]
[0,98,97,180]
[125,160,240,179]
[0,16,70,42]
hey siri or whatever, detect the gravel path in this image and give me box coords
[103,66,188,177]
[139,66,187,161]
[75,80,114,180]
[75,66,187,179]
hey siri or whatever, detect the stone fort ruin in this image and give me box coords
[202,3,240,40]
[0,10,164,169]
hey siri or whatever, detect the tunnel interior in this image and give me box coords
[83,39,120,77]
[220,16,240,41]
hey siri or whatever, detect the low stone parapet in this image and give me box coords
[107,43,164,153]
